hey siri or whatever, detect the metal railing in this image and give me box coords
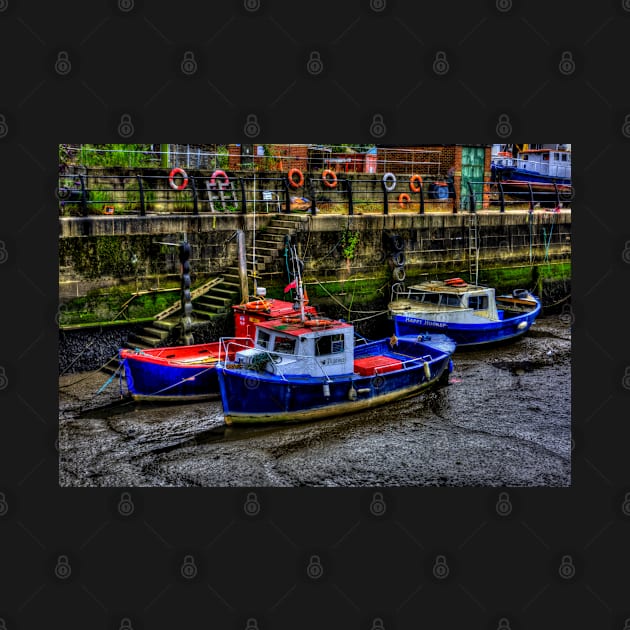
[57,170,572,217]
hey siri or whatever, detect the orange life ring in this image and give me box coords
[282,316,302,324]
[304,319,332,327]
[287,168,304,189]
[398,193,411,208]
[210,169,230,188]
[169,167,189,191]
[244,300,271,311]
[322,169,337,188]
[409,174,423,193]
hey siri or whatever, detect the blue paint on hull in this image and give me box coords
[393,301,541,348]
[120,353,219,401]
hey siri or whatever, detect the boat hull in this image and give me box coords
[216,336,454,424]
[393,300,541,348]
[119,344,222,402]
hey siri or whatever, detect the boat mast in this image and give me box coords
[252,174,258,297]
[292,243,306,322]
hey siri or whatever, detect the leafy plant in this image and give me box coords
[341,229,360,260]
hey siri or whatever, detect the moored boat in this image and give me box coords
[215,315,455,424]
[388,279,541,348]
[119,297,317,402]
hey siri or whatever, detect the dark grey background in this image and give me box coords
[1,0,629,628]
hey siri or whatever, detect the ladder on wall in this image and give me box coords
[468,213,479,285]
[206,180,239,212]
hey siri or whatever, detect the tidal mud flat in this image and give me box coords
[58,316,571,487]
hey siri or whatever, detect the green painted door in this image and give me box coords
[460,146,485,210]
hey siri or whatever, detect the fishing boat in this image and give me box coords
[119,297,317,402]
[388,278,541,348]
[215,279,455,424]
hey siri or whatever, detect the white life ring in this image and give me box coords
[383,172,397,192]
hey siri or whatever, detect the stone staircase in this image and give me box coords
[103,213,308,373]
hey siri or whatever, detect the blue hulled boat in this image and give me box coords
[388,279,541,348]
[215,315,455,425]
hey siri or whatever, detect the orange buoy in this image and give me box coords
[322,169,338,188]
[287,168,304,189]
[409,174,423,193]
[398,193,411,208]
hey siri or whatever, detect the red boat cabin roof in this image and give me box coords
[256,317,352,337]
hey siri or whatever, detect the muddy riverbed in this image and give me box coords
[58,316,571,487]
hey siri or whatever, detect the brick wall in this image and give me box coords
[227,144,308,172]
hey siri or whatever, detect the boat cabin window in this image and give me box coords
[257,330,271,349]
[440,294,461,307]
[414,292,439,304]
[272,335,296,354]
[315,333,345,356]
[561,153,568,161]
[467,295,488,310]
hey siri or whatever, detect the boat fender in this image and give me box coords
[209,169,230,189]
[357,388,371,395]
[322,383,331,398]
[168,167,189,191]
[410,174,423,193]
[423,361,431,380]
[321,169,338,188]
[348,387,358,401]
[382,172,397,192]
[287,168,304,189]
[393,266,406,282]
[389,233,405,251]
[389,334,398,347]
[517,321,528,330]
[448,359,454,373]
[391,250,405,266]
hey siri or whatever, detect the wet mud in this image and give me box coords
[59,316,571,487]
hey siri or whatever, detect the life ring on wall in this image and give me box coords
[398,193,411,208]
[243,300,271,311]
[168,167,189,191]
[210,169,230,188]
[409,174,423,193]
[322,169,338,188]
[382,172,397,192]
[287,168,304,189]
